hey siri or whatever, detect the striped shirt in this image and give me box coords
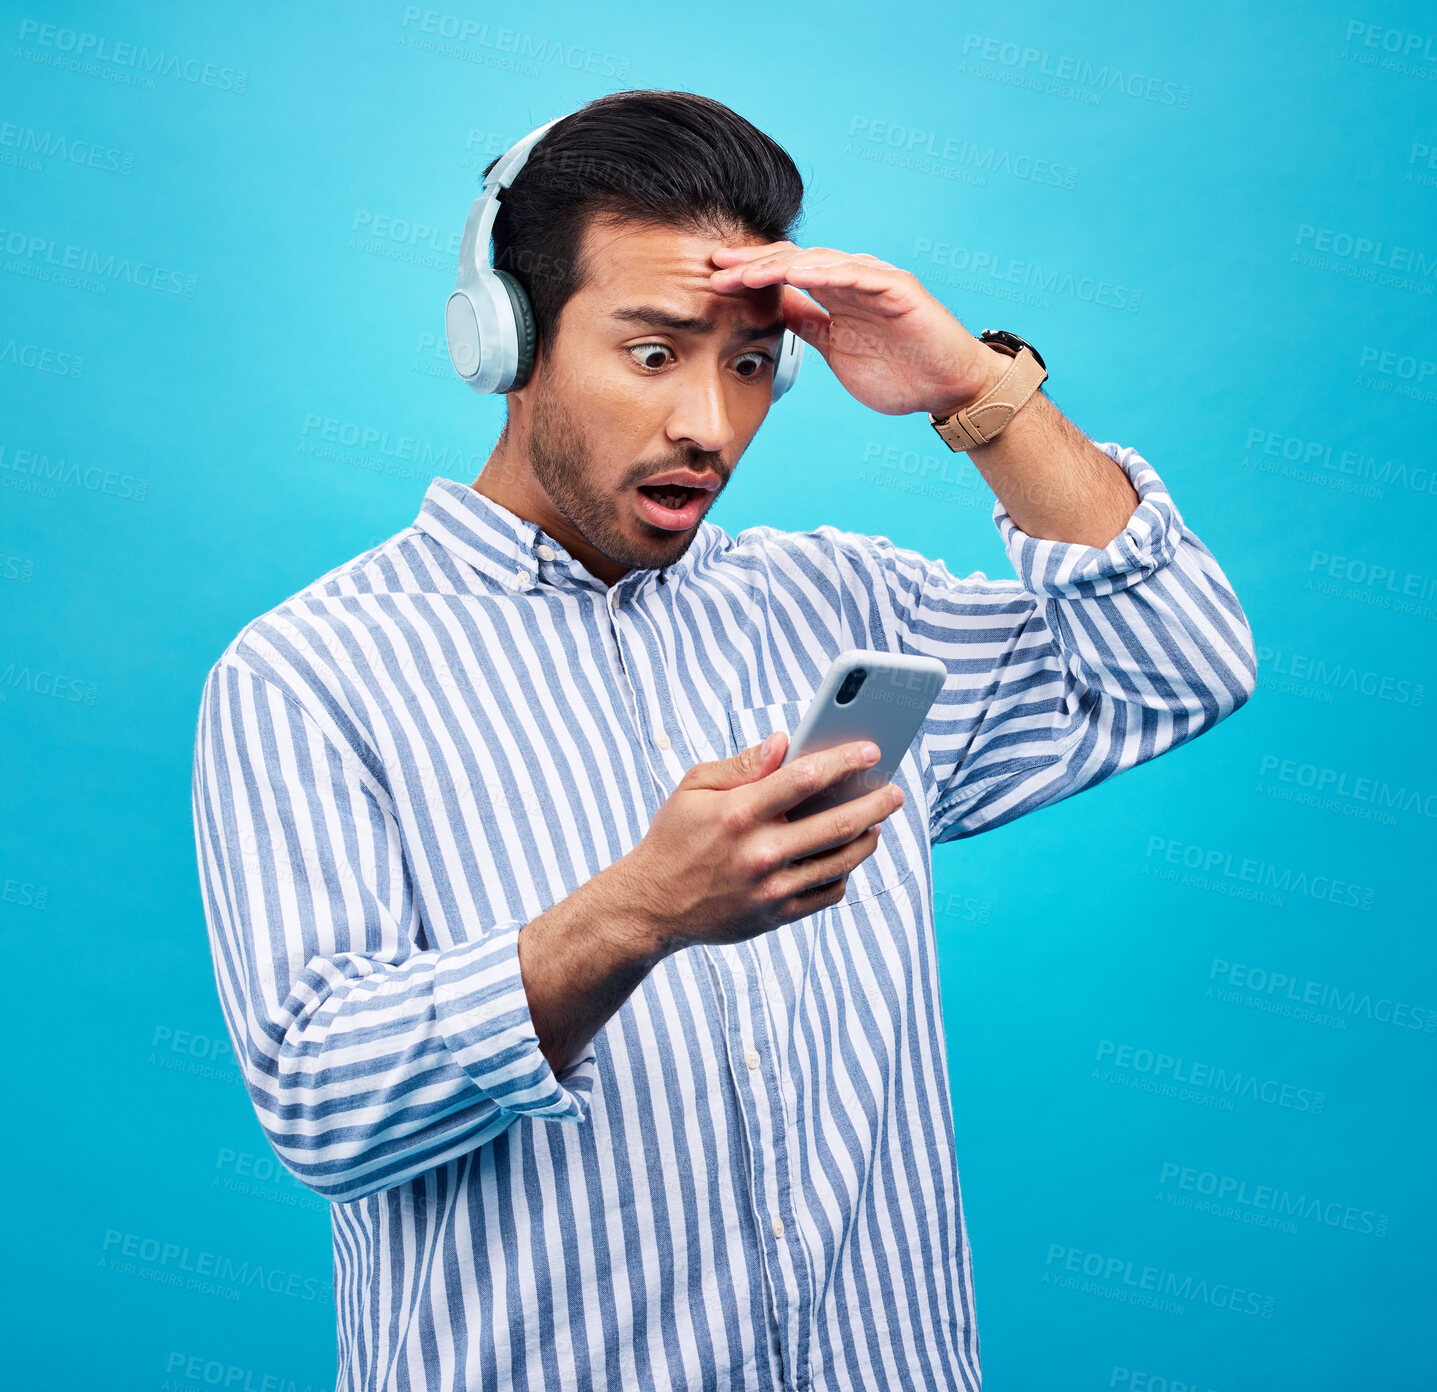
[191,441,1254,1392]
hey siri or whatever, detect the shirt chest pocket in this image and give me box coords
[726,699,916,906]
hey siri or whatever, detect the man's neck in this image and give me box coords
[471,444,631,587]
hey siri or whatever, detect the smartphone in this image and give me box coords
[779,649,947,821]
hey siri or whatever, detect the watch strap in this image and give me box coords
[928,345,1048,452]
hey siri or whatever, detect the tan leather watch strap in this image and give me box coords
[928,345,1048,453]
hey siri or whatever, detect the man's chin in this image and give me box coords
[615,504,703,570]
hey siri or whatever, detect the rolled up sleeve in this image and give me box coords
[832,442,1257,844]
[433,922,599,1121]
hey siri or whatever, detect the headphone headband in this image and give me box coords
[450,116,553,294]
[482,116,563,191]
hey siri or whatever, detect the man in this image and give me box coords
[192,90,1254,1391]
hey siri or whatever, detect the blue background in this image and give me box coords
[5,2,1434,1388]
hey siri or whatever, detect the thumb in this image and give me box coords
[686,730,788,791]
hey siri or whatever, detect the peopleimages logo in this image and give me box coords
[0,659,98,706]
[1043,1244,1274,1318]
[1241,424,1437,500]
[1143,834,1376,910]
[846,116,1078,188]
[1209,958,1437,1035]
[1110,1369,1218,1392]
[298,412,485,476]
[350,209,459,255]
[14,18,248,92]
[0,120,135,175]
[1341,20,1437,80]
[1256,644,1425,708]
[147,1024,239,1085]
[912,237,1141,311]
[100,1230,330,1304]
[0,331,84,379]
[163,1352,322,1392]
[1357,345,1437,385]
[0,224,198,296]
[3,875,48,910]
[1258,752,1437,821]
[1308,548,1437,601]
[0,440,149,501]
[1295,222,1437,275]
[214,1147,329,1215]
[1095,1040,1325,1114]
[1157,1161,1390,1238]
[958,34,1192,106]
[397,7,631,79]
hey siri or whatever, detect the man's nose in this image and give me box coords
[665,370,736,455]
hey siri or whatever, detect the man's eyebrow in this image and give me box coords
[610,306,787,341]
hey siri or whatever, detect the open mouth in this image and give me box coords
[633,482,711,531]
[637,483,698,510]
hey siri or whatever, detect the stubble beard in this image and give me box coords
[524,382,721,575]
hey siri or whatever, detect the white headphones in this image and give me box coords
[444,115,804,401]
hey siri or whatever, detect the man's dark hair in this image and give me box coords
[483,89,805,363]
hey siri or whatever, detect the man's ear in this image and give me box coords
[504,352,542,425]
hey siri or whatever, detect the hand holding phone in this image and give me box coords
[780,649,946,821]
[611,651,945,954]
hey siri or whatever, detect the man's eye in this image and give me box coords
[626,344,774,376]
[627,343,673,371]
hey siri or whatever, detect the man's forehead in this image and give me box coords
[575,217,779,321]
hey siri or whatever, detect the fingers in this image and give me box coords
[712,244,892,274]
[683,730,789,792]
[710,240,798,265]
[781,780,902,864]
[711,248,902,296]
[745,738,882,820]
[767,825,883,914]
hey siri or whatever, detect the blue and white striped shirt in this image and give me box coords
[191,442,1254,1391]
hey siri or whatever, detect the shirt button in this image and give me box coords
[771,1214,785,1239]
[745,1048,760,1070]
[535,544,555,562]
[608,587,620,610]
[513,567,532,588]
[654,728,671,750]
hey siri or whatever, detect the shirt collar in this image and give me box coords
[412,476,722,596]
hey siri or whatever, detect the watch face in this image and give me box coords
[980,329,1046,372]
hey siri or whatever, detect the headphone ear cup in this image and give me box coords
[493,270,537,390]
[771,330,804,402]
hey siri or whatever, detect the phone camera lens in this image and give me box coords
[836,668,867,705]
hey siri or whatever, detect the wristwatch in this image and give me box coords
[928,329,1048,453]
